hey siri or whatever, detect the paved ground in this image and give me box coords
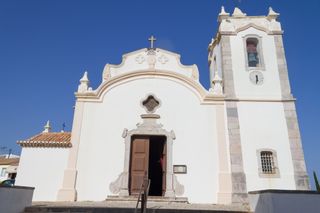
[31,200,250,212]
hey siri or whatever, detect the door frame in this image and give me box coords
[118,114,175,198]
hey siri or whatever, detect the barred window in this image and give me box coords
[260,151,275,174]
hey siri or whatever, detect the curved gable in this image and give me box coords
[75,48,224,103]
[102,48,199,81]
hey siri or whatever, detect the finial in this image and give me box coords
[148,35,156,49]
[211,69,223,95]
[267,7,280,21]
[218,6,230,22]
[80,71,89,83]
[220,6,228,15]
[232,7,246,17]
[43,120,51,133]
[78,71,90,93]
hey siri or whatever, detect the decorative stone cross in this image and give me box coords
[148,35,156,49]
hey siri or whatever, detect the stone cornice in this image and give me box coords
[75,70,226,104]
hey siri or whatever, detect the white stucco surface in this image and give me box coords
[15,148,69,201]
[237,102,296,191]
[230,28,282,99]
[75,77,219,203]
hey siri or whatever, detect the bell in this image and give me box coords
[248,52,259,67]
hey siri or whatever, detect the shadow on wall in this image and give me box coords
[249,190,320,213]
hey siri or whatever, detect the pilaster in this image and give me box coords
[226,101,248,203]
[57,101,85,201]
[274,35,293,99]
[220,36,235,98]
[283,102,310,190]
[216,105,233,204]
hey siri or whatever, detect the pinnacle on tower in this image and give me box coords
[218,6,230,22]
[232,7,246,17]
[267,7,280,21]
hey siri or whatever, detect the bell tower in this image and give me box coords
[208,7,291,99]
[208,7,310,203]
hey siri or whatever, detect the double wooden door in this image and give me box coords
[129,136,166,196]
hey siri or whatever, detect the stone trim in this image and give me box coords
[114,114,179,198]
[76,70,218,102]
[220,36,235,98]
[283,102,310,190]
[102,48,199,81]
[274,35,293,99]
[57,101,85,201]
[216,105,232,204]
[242,34,265,71]
[225,101,248,203]
[249,189,320,194]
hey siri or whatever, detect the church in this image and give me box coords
[15,7,310,204]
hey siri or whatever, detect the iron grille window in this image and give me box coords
[260,151,275,174]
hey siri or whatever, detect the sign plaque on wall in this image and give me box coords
[173,165,187,174]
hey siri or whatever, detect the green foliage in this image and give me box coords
[313,171,320,192]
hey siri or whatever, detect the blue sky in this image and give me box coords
[0,1,319,189]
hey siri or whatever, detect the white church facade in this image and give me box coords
[16,7,310,204]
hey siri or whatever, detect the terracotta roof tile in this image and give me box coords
[17,132,72,148]
[0,158,19,165]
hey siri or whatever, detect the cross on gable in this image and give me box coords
[148,35,156,49]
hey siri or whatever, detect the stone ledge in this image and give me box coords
[248,189,319,194]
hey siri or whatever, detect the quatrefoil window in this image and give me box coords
[142,95,160,113]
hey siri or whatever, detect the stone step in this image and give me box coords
[24,207,249,213]
[24,201,250,213]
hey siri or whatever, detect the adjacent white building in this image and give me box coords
[0,157,19,182]
[15,7,310,204]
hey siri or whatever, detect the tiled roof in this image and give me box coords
[0,158,19,166]
[17,132,72,148]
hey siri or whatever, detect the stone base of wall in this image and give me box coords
[249,189,320,213]
[0,185,34,213]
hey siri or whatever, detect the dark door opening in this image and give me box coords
[129,135,166,196]
[148,136,166,196]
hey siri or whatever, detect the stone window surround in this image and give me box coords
[256,148,280,178]
[242,34,265,71]
[140,93,161,114]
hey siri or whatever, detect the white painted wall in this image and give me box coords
[0,165,9,181]
[237,102,296,191]
[15,148,69,201]
[230,27,282,99]
[75,77,219,203]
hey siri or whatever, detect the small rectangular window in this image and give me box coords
[260,151,275,174]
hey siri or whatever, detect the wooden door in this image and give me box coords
[129,136,149,195]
